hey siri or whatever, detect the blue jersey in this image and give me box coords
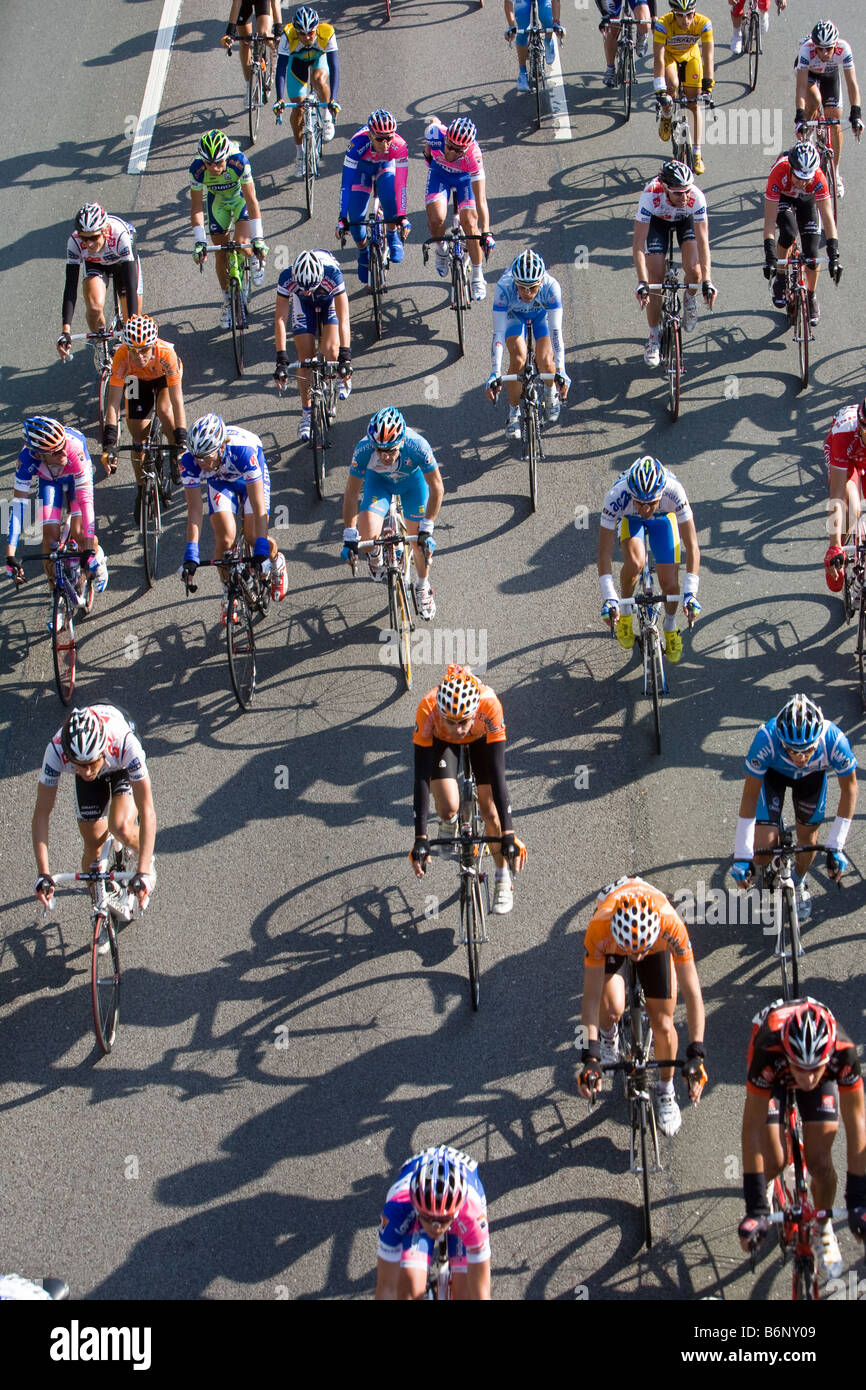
[349,427,439,485]
[276,250,346,306]
[377,1147,490,1267]
[180,426,267,491]
[745,718,857,781]
[492,269,563,322]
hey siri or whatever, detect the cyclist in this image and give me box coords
[6,418,108,610]
[178,414,288,626]
[824,397,866,595]
[376,1145,491,1300]
[484,249,570,438]
[189,130,269,329]
[597,455,701,665]
[600,1,652,89]
[730,694,857,920]
[794,20,862,199]
[32,705,156,913]
[408,664,527,915]
[504,0,565,94]
[102,315,188,523]
[335,110,410,285]
[274,6,340,167]
[340,408,440,621]
[633,158,717,367]
[423,116,492,301]
[729,0,785,56]
[56,204,141,364]
[273,249,352,442]
[762,140,841,327]
[652,0,714,176]
[738,997,866,1279]
[576,876,708,1137]
[223,0,279,87]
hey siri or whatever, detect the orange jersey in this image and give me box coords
[584,877,693,966]
[413,685,506,747]
[109,338,182,389]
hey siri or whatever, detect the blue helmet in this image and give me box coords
[626,455,667,503]
[367,407,405,447]
[776,695,823,749]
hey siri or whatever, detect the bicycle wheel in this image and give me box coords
[230,278,246,377]
[524,403,540,513]
[311,396,327,500]
[820,149,838,224]
[304,125,316,218]
[857,591,866,710]
[453,258,468,356]
[97,363,111,437]
[91,912,120,1054]
[141,477,161,588]
[778,884,800,1000]
[459,876,482,1011]
[648,630,662,755]
[665,318,682,419]
[793,1255,817,1301]
[747,13,760,92]
[796,285,810,389]
[369,244,385,340]
[638,1097,654,1248]
[622,47,633,121]
[227,592,256,709]
[392,573,414,690]
[149,418,171,505]
[248,58,262,145]
[52,591,76,705]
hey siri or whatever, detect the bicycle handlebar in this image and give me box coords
[49,870,136,887]
[497,372,559,383]
[766,1204,847,1225]
[644,282,701,292]
[796,119,841,128]
[427,835,504,847]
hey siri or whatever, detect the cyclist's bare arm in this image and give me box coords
[166,380,187,432]
[32,781,59,882]
[183,483,205,548]
[741,1090,770,1177]
[342,474,364,530]
[762,197,780,243]
[632,222,653,286]
[679,516,701,575]
[673,957,706,1075]
[334,289,351,350]
[244,476,269,543]
[843,66,861,108]
[694,222,713,283]
[818,197,838,241]
[423,468,445,522]
[836,769,857,821]
[737,773,763,821]
[597,524,616,581]
[457,1257,491,1301]
[274,295,290,354]
[130,775,156,876]
[839,1085,866,1176]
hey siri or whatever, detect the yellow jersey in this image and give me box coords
[653,12,713,63]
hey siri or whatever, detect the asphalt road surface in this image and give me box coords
[2,0,865,1303]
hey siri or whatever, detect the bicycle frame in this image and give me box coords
[615,16,637,121]
[777,244,821,389]
[616,557,685,755]
[526,0,549,128]
[286,355,343,499]
[353,498,419,689]
[498,325,557,511]
[421,196,490,357]
[838,521,866,708]
[425,1235,451,1300]
[764,1088,847,1299]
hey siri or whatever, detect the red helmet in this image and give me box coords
[781,999,837,1069]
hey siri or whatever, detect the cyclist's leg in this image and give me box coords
[504,320,529,408]
[81,266,109,334]
[682,53,703,150]
[600,960,627,1033]
[753,769,786,864]
[39,480,65,586]
[633,1,651,47]
[796,202,821,295]
[107,784,140,856]
[396,473,431,583]
[644,240,666,332]
[800,1091,840,1212]
[762,1088,789,1185]
[513,0,532,80]
[648,514,680,626]
[429,740,460,822]
[679,218,701,306]
[208,481,240,560]
[208,197,236,294]
[74,773,119,872]
[618,517,647,599]
[293,325,317,410]
[819,70,843,168]
[471,742,509,872]
[319,319,340,362]
[127,378,158,489]
[791,772,826,882]
[309,52,331,104]
[458,176,483,266]
[424,174,449,244]
[641,954,677,1085]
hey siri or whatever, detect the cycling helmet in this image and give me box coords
[659,158,694,191]
[609,890,661,954]
[74,203,107,235]
[123,314,159,350]
[789,141,821,180]
[436,664,482,720]
[61,707,108,764]
[626,455,667,503]
[367,109,397,136]
[511,249,545,285]
[292,250,325,291]
[293,6,319,31]
[775,694,823,749]
[189,413,228,457]
[811,20,839,48]
[409,1148,470,1222]
[669,0,697,11]
[445,116,477,149]
[367,406,406,448]
[781,999,837,1069]
[23,416,67,452]
[197,129,231,163]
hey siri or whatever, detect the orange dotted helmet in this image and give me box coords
[436,664,482,720]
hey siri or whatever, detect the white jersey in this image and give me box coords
[635,179,708,224]
[796,37,855,74]
[66,215,136,267]
[39,706,147,787]
[600,471,693,529]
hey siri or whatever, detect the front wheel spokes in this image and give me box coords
[639,1097,653,1248]
[453,261,467,355]
[227,594,256,708]
[524,403,540,512]
[393,573,414,690]
[52,590,76,704]
[91,913,120,1054]
[748,14,760,91]
[797,286,810,389]
[649,630,662,755]
[141,478,161,588]
[248,63,262,144]
[778,884,796,1000]
[459,877,481,1011]
[666,317,682,419]
[230,279,245,376]
[98,365,111,436]
[857,593,866,711]
[311,396,327,500]
[370,247,384,338]
[304,129,316,217]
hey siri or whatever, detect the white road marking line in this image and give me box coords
[127,0,184,175]
[547,48,572,140]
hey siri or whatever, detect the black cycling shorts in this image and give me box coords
[74,770,133,823]
[429,738,499,788]
[237,0,273,22]
[125,376,167,420]
[766,1081,839,1126]
[645,215,695,258]
[603,950,673,1001]
[776,197,820,259]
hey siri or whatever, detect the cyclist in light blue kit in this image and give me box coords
[484,248,570,437]
[340,407,443,621]
[731,693,857,919]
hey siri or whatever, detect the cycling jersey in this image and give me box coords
[377,1146,490,1270]
[584,876,694,965]
[188,144,253,204]
[66,216,135,270]
[424,120,484,180]
[338,128,409,220]
[350,428,438,484]
[744,717,856,781]
[765,155,830,203]
[600,471,693,528]
[275,20,338,102]
[63,216,140,323]
[653,11,713,62]
[39,705,147,788]
[180,426,267,490]
[10,427,95,543]
[746,998,862,1095]
[796,36,855,75]
[824,405,866,478]
[413,684,506,748]
[491,269,565,373]
[108,339,182,390]
[635,178,708,225]
[276,250,345,307]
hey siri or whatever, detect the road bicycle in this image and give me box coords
[526,0,550,130]
[427,745,499,1011]
[64,288,124,434]
[661,73,714,174]
[198,238,258,376]
[10,540,97,705]
[742,826,838,1000]
[615,557,691,756]
[48,838,135,1054]
[836,518,866,709]
[114,427,174,587]
[741,0,783,93]
[614,15,638,121]
[646,258,699,419]
[798,115,840,223]
[424,1235,451,1299]
[340,188,399,339]
[752,1087,848,1299]
[281,355,349,500]
[774,243,824,390]
[183,546,273,709]
[421,193,492,357]
[275,96,329,218]
[495,324,558,513]
[351,497,424,691]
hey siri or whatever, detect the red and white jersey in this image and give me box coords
[796,36,855,75]
[635,179,708,224]
[764,156,830,203]
[39,706,148,787]
[824,405,866,476]
[66,216,136,267]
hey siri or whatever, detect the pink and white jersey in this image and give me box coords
[377,1148,490,1268]
[636,179,708,224]
[39,705,148,787]
[14,427,93,491]
[66,215,136,268]
[424,119,484,178]
[797,37,855,74]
